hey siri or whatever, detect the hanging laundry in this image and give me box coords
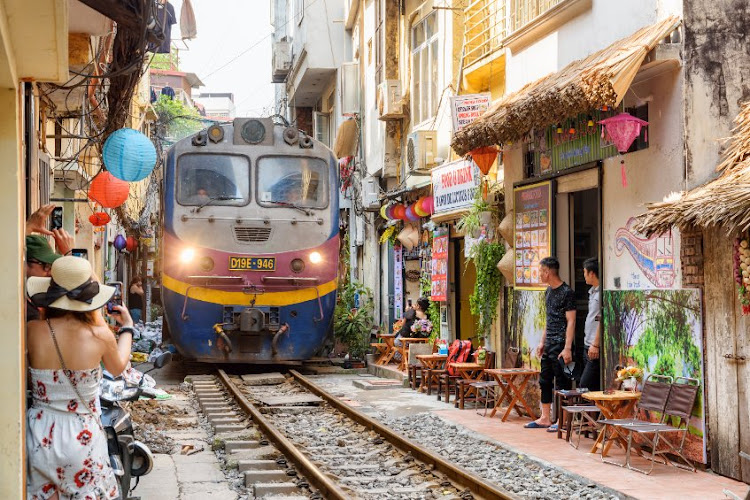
[148,0,176,54]
[180,0,197,40]
[161,86,175,100]
[150,87,157,103]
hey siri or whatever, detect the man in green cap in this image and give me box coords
[25,204,74,321]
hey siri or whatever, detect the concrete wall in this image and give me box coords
[289,0,346,71]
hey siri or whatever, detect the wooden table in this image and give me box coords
[484,368,540,421]
[583,390,641,456]
[440,362,484,403]
[374,334,397,365]
[397,337,430,371]
[416,354,447,393]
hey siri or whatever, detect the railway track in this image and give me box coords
[190,369,518,500]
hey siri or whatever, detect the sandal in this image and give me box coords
[524,421,551,429]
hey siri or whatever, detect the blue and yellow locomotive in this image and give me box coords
[160,118,339,363]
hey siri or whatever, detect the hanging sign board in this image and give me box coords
[450,93,491,132]
[431,229,449,302]
[393,245,404,319]
[513,181,552,290]
[431,159,481,214]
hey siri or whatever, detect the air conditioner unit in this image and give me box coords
[272,40,292,83]
[361,176,381,211]
[406,130,437,172]
[53,161,90,191]
[340,62,360,115]
[377,80,404,120]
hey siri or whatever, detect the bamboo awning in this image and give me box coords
[635,102,750,237]
[451,16,682,156]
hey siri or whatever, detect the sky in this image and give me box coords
[170,0,276,117]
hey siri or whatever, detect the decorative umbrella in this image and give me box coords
[599,113,649,187]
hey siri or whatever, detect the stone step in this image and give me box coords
[201,404,232,413]
[241,372,286,386]
[198,398,227,409]
[206,412,239,423]
[195,391,225,398]
[225,447,281,467]
[252,482,300,497]
[225,440,261,453]
[238,459,280,472]
[214,423,247,433]
[210,417,243,426]
[244,469,291,485]
[185,374,216,382]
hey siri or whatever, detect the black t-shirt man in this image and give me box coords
[544,282,576,347]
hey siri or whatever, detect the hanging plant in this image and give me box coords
[467,240,506,342]
[420,270,441,342]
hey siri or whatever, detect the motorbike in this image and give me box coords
[99,351,172,499]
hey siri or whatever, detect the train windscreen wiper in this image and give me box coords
[266,200,312,216]
[193,195,241,213]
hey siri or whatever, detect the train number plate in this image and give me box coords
[229,256,276,271]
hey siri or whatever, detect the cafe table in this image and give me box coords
[374,334,397,366]
[484,368,540,421]
[397,337,430,371]
[582,390,641,456]
[441,362,484,403]
[416,354,447,393]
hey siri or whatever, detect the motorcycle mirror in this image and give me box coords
[153,351,172,369]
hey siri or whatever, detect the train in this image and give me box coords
[160,118,339,363]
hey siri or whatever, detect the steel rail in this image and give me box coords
[290,370,519,500]
[215,369,351,500]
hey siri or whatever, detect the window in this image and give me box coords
[374,0,383,86]
[313,112,331,147]
[177,154,250,206]
[257,157,328,209]
[412,11,439,125]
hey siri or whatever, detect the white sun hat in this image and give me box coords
[27,256,115,312]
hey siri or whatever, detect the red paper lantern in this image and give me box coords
[88,171,129,208]
[470,146,498,175]
[88,211,111,226]
[126,236,138,252]
[393,204,407,220]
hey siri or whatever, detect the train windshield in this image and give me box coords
[257,157,328,209]
[177,154,250,206]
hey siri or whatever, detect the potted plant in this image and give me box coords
[333,280,375,367]
[616,365,643,392]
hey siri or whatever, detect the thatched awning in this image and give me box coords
[635,102,750,237]
[451,16,682,156]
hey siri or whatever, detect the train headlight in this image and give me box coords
[309,251,323,264]
[290,258,305,273]
[180,248,196,263]
[199,256,215,271]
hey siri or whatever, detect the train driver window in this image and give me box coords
[257,157,328,209]
[177,154,250,206]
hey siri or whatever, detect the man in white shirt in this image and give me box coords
[579,258,601,390]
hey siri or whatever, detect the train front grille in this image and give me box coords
[233,226,272,243]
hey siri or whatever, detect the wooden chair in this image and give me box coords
[436,341,473,403]
[457,351,496,409]
[407,342,434,390]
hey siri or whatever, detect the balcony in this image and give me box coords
[508,0,565,33]
[463,0,508,69]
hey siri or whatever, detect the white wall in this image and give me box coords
[290,0,346,72]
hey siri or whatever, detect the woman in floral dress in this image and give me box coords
[26,256,134,499]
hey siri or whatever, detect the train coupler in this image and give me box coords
[213,324,233,354]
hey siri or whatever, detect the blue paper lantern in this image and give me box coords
[103,128,157,182]
[114,234,127,252]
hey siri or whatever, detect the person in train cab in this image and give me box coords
[192,187,210,204]
[579,258,601,391]
[25,256,133,499]
[525,256,576,429]
[25,204,75,321]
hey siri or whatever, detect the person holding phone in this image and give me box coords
[25,256,133,499]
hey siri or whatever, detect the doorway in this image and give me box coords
[452,238,479,342]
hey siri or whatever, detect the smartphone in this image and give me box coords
[49,207,63,231]
[106,282,123,313]
[71,248,88,260]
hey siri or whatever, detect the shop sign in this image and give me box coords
[513,181,552,290]
[394,245,404,319]
[450,93,491,132]
[431,229,449,302]
[431,159,481,214]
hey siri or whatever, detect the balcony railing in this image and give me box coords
[463,0,565,68]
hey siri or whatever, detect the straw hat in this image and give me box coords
[496,248,515,282]
[27,256,114,312]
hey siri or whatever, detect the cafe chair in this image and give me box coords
[602,377,700,475]
[407,342,435,390]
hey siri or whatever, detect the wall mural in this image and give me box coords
[506,290,546,410]
[602,289,707,464]
[614,217,676,288]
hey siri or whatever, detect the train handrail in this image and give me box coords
[180,214,324,225]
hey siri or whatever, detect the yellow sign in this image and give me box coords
[228,256,276,271]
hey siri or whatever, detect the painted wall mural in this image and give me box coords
[602,289,707,464]
[614,217,676,288]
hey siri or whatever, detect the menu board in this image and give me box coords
[513,181,552,290]
[431,230,449,302]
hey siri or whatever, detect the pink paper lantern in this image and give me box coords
[420,196,435,215]
[598,112,648,187]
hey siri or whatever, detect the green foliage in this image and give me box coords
[455,188,491,237]
[152,95,204,143]
[466,240,505,341]
[333,280,374,359]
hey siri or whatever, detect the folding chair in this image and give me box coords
[563,403,600,449]
[457,351,496,409]
[604,377,700,474]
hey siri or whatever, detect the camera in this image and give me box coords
[49,207,63,231]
